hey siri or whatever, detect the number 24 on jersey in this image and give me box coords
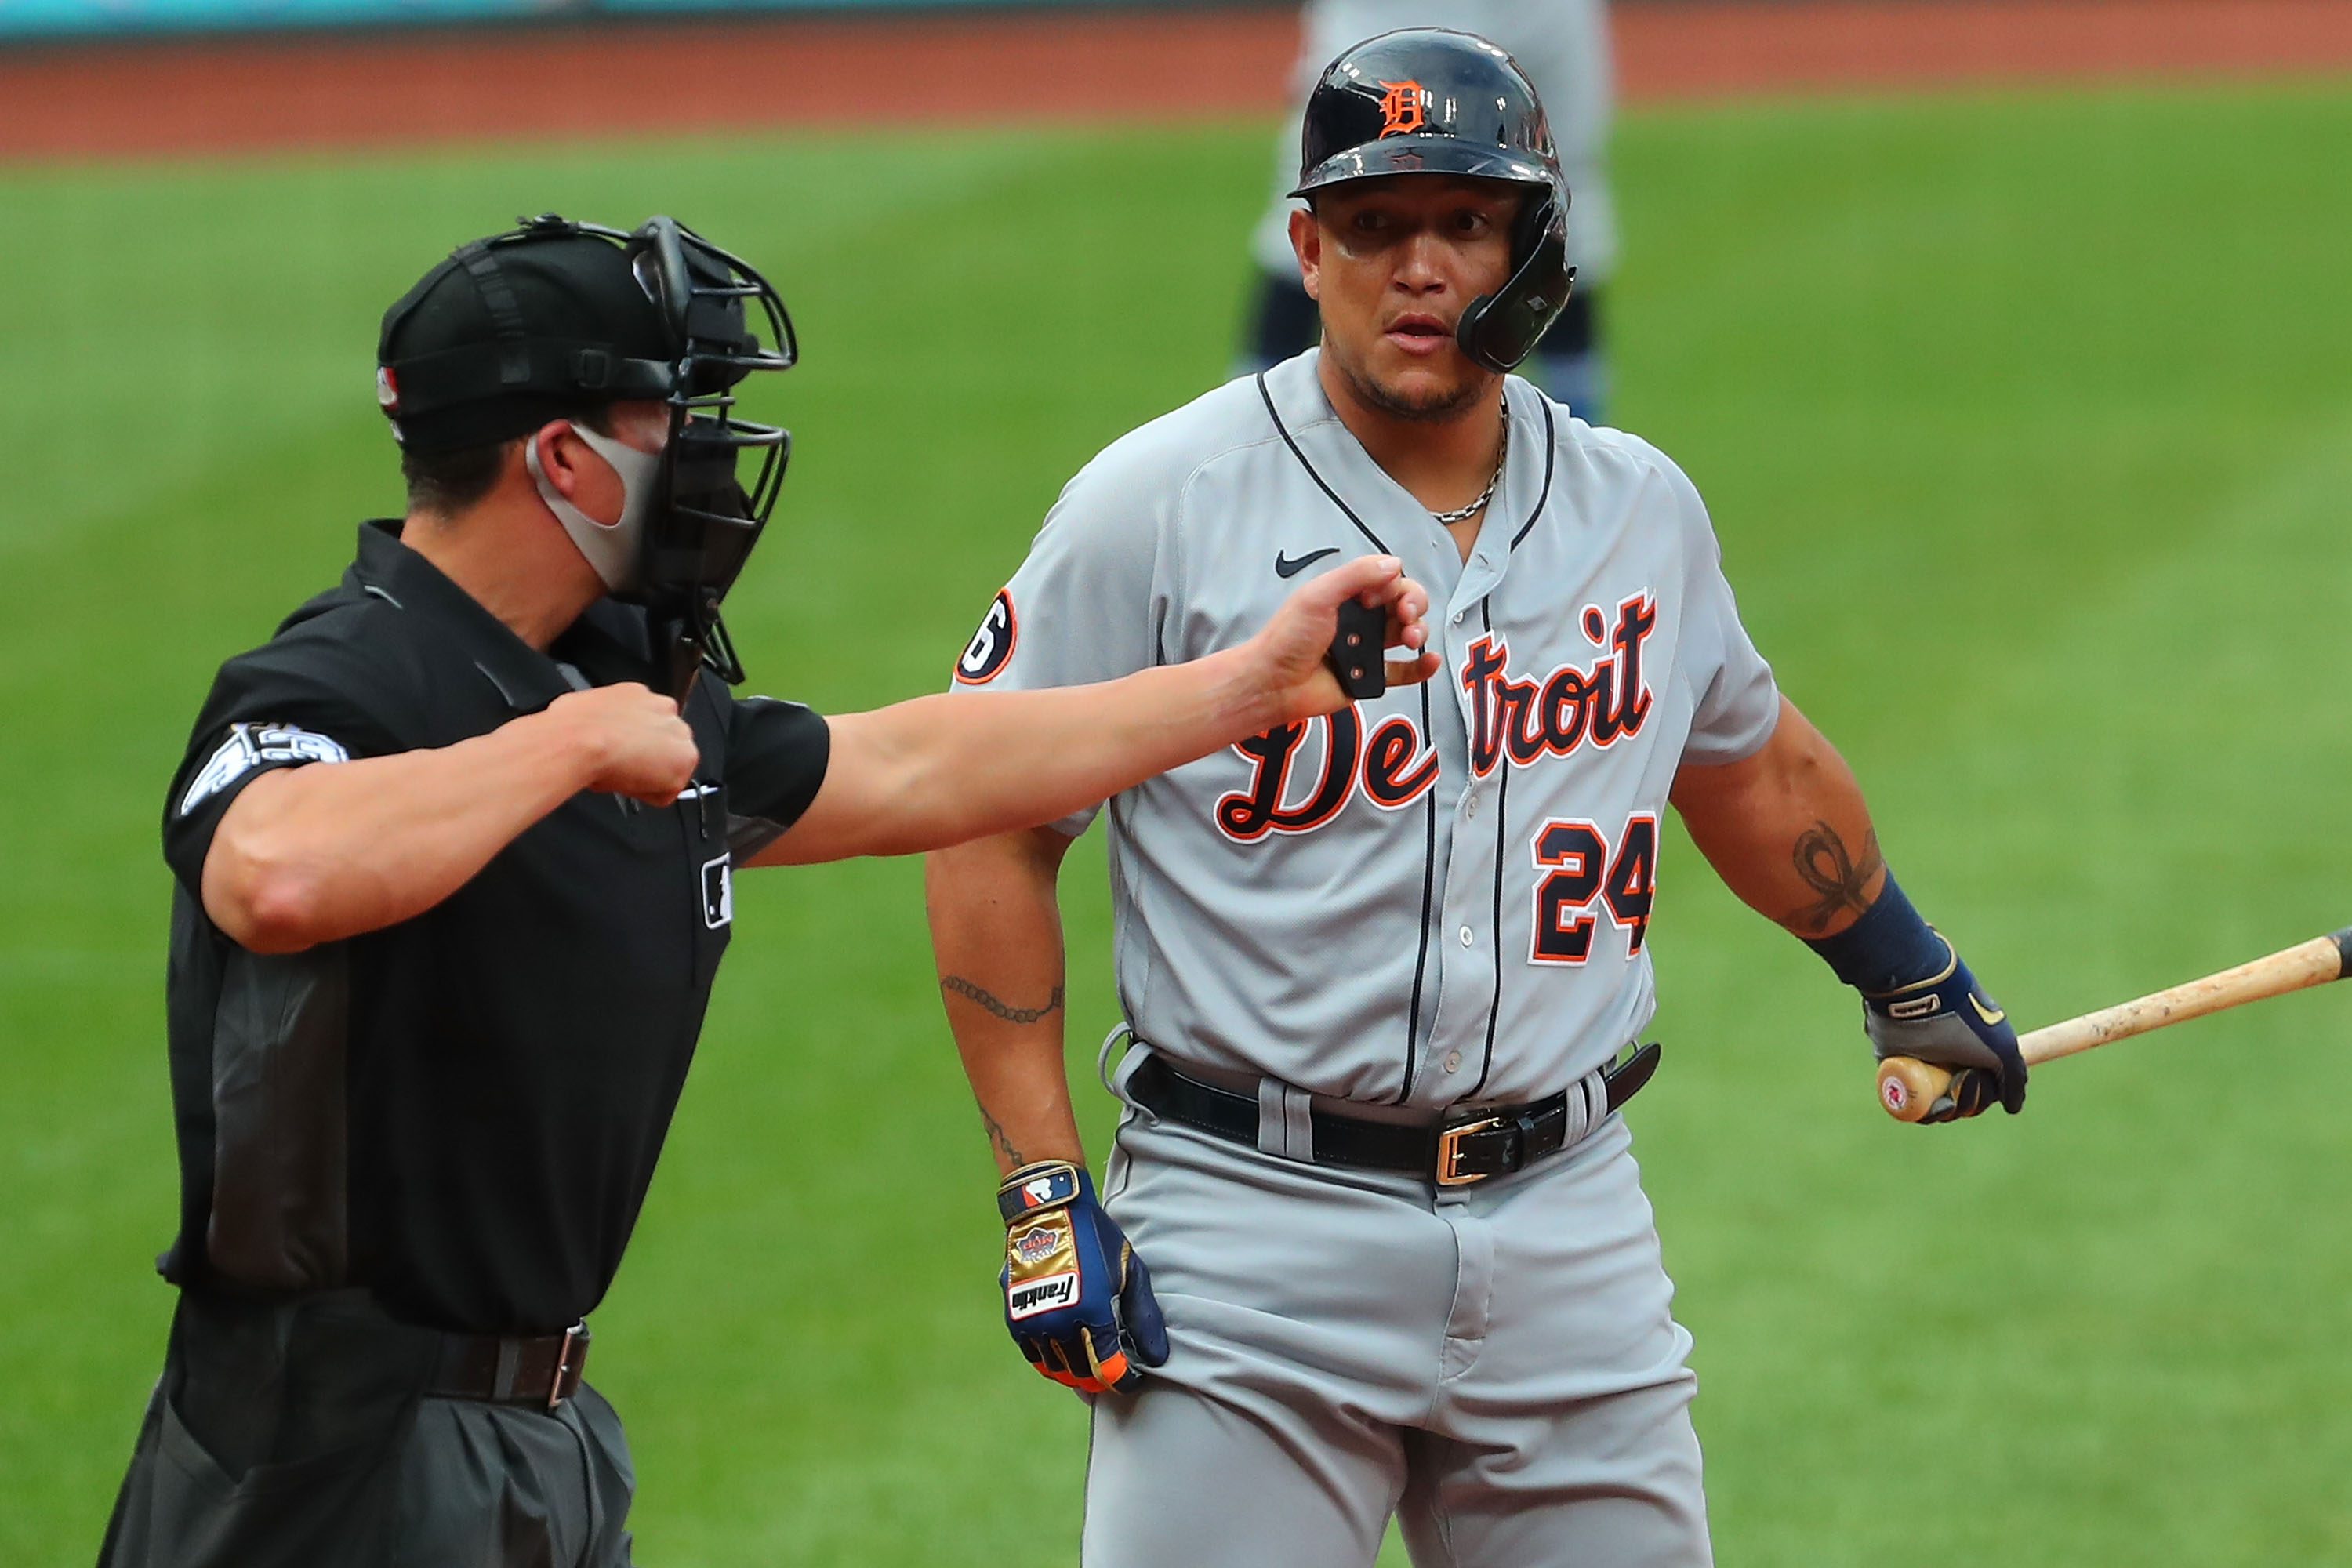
[1529,814,1656,966]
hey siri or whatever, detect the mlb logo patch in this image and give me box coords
[701,855,733,929]
[1009,1165,1077,1214]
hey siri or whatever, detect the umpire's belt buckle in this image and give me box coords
[1434,1114,1518,1186]
[548,1322,590,1410]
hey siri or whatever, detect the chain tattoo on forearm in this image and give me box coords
[1786,821,1883,935]
[940,976,1065,1025]
[978,1106,1025,1169]
[942,977,1063,1167]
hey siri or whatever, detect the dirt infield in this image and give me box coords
[1621,0,2352,97]
[4,0,2351,162]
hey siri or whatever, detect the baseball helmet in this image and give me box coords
[376,213,796,695]
[1292,29,1572,373]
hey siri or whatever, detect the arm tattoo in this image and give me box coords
[942,977,1060,1169]
[940,975,1065,1025]
[1785,821,1883,935]
[978,1106,1025,1169]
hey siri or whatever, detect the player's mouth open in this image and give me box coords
[1384,314,1453,354]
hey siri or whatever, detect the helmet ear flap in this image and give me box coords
[1456,185,1573,373]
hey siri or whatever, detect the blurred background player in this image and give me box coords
[1237,0,1618,422]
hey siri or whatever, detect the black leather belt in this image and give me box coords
[1126,1043,1661,1186]
[426,1321,590,1410]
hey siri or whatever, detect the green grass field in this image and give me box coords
[5,78,2352,1565]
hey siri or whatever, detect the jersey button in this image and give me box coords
[1465,793,1477,819]
[1458,925,1474,947]
[1443,1050,1464,1073]
[1450,611,1464,626]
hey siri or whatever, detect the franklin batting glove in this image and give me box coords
[996,1161,1168,1396]
[1861,935,2028,1120]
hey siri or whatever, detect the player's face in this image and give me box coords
[1294,176,1520,422]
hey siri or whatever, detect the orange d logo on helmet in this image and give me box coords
[1376,80,1426,136]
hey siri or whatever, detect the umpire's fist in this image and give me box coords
[543,683,700,806]
[996,1161,1167,1396]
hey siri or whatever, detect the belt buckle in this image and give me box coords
[549,1322,590,1410]
[1435,1115,1504,1187]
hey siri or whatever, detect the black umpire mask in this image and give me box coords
[377,212,797,696]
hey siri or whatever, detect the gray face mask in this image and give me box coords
[526,422,665,594]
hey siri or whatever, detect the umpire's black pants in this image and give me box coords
[97,1288,637,1568]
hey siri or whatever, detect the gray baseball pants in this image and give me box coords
[1085,1076,1710,1567]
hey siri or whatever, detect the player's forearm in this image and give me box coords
[780,649,1278,863]
[926,829,1087,1174]
[201,710,600,953]
[1670,697,1887,940]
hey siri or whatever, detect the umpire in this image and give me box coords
[96,214,1436,1568]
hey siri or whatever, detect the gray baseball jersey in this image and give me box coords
[953,349,1779,1109]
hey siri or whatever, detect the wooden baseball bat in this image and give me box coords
[1876,927,2352,1123]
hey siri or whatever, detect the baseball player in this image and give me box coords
[929,31,2025,1568]
[1239,0,1617,422]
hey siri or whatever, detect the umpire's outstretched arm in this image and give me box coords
[204,554,1432,955]
[758,558,1427,865]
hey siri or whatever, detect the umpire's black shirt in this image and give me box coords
[159,520,828,1335]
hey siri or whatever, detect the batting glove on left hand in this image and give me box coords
[996,1160,1168,1396]
[1861,934,2027,1120]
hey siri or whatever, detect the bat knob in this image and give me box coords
[1876,1056,1951,1123]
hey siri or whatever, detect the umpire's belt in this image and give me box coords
[425,1321,590,1410]
[1126,1042,1660,1186]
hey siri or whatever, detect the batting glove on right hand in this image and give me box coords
[1861,934,2027,1120]
[996,1161,1168,1396]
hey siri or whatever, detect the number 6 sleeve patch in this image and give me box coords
[953,589,1018,685]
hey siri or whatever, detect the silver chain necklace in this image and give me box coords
[1428,404,1509,526]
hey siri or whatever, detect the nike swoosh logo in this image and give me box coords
[1970,996,2007,1026]
[1275,547,1340,579]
